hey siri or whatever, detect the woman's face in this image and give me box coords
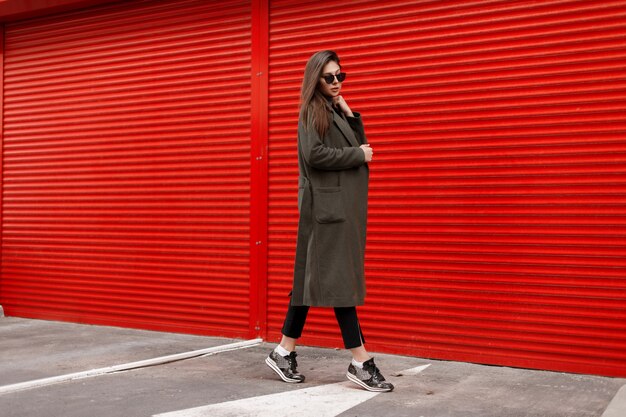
[318,61,342,98]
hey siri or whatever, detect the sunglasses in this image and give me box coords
[321,72,346,84]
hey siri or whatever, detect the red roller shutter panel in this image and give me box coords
[1,0,253,338]
[266,0,626,377]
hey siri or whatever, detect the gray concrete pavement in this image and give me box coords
[0,316,624,417]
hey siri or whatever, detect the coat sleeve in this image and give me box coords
[298,121,365,170]
[346,112,367,145]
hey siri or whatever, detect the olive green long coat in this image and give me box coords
[290,105,369,307]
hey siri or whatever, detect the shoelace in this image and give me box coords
[365,362,385,382]
[287,352,299,371]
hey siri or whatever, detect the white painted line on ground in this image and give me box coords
[0,338,262,396]
[155,381,377,417]
[393,363,430,376]
[602,384,626,417]
[153,363,431,417]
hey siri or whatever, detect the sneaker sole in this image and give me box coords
[346,371,393,392]
[265,357,304,383]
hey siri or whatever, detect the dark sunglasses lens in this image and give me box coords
[323,73,346,84]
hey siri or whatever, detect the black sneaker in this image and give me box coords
[347,358,394,392]
[265,350,305,383]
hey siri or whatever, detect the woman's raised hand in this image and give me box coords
[333,95,354,117]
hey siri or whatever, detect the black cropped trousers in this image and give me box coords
[281,298,365,349]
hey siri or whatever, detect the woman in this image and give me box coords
[265,50,393,392]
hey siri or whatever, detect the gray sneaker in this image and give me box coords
[347,358,394,392]
[265,350,305,383]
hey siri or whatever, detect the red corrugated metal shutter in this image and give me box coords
[266,0,626,377]
[1,0,253,338]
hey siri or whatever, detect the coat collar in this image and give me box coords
[330,106,359,148]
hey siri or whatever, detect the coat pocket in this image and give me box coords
[313,186,346,223]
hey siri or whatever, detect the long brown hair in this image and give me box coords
[299,50,340,139]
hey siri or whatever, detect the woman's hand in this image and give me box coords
[360,144,373,162]
[332,95,354,117]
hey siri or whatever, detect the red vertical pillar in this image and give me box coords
[0,24,4,311]
[249,0,269,339]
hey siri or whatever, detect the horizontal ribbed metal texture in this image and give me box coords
[1,0,253,337]
[266,0,626,377]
